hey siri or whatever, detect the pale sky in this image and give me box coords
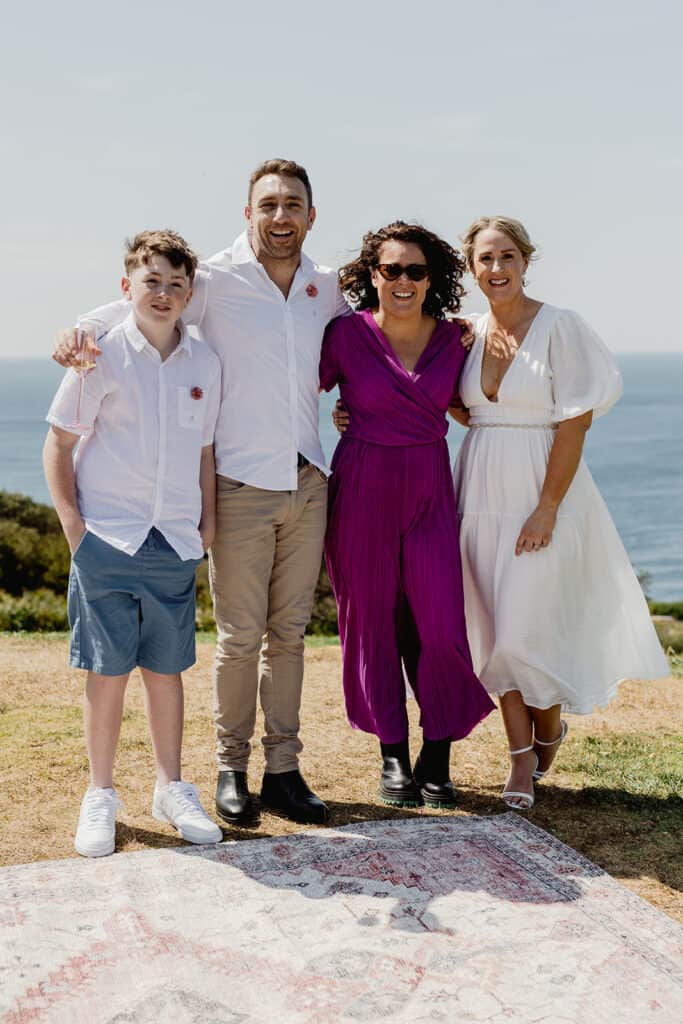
[3,0,682,356]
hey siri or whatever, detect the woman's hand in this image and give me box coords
[515,413,592,556]
[332,399,350,434]
[454,318,475,349]
[448,405,470,427]
[515,504,557,556]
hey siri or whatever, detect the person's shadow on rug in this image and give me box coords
[166,813,595,935]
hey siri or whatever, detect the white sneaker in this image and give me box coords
[152,781,223,845]
[74,787,122,858]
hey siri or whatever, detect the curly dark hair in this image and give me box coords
[338,221,466,319]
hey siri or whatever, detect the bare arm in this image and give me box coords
[515,411,593,556]
[52,268,211,368]
[447,405,470,427]
[42,426,85,553]
[198,444,216,552]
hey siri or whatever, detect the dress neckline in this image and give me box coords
[360,308,445,379]
[478,304,546,403]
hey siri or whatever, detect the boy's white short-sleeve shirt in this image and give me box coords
[80,231,352,491]
[47,313,221,560]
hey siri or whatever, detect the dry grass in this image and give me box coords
[0,634,681,924]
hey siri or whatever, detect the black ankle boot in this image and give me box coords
[378,740,422,807]
[414,738,458,809]
[215,770,257,825]
[260,769,329,825]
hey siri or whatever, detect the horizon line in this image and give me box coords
[2,351,682,362]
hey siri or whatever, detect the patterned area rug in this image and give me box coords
[1,814,681,1023]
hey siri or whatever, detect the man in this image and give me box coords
[56,159,348,826]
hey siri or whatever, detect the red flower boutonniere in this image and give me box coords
[306,283,318,298]
[190,386,203,400]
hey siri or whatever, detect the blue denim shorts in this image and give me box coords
[68,528,202,676]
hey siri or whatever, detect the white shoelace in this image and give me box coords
[82,788,121,825]
[164,781,206,819]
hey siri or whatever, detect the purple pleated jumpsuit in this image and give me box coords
[320,310,495,744]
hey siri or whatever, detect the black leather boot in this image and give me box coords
[378,740,422,807]
[260,770,330,825]
[215,770,256,825]
[414,739,458,809]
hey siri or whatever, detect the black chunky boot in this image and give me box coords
[378,740,422,807]
[413,738,458,809]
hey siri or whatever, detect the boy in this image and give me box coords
[43,229,223,856]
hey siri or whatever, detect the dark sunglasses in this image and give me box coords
[374,262,430,282]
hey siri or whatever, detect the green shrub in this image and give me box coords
[0,492,63,534]
[0,492,70,596]
[0,589,69,632]
[307,562,339,636]
[196,603,216,632]
[650,601,683,622]
[653,619,683,655]
[195,558,211,609]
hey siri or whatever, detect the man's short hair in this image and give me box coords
[124,229,198,282]
[248,159,313,209]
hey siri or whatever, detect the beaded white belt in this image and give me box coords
[469,422,556,430]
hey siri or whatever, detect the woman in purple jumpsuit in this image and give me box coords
[320,222,495,808]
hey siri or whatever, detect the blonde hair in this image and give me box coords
[460,216,537,271]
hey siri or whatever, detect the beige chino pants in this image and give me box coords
[209,465,328,773]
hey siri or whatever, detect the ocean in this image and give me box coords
[1,354,681,600]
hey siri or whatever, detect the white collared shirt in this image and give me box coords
[82,231,350,490]
[47,313,221,559]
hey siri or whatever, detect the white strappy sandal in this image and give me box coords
[532,720,569,781]
[501,744,539,811]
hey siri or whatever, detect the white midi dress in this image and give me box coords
[452,304,669,713]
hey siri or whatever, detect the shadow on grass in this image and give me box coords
[325,791,504,822]
[117,817,265,849]
[522,784,683,895]
[318,787,683,899]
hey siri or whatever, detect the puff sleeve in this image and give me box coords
[549,309,623,422]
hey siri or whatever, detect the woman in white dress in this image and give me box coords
[452,216,669,809]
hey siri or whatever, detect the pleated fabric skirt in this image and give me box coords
[326,436,495,743]
[453,424,669,713]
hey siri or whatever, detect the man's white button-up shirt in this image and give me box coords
[82,231,350,491]
[47,313,221,560]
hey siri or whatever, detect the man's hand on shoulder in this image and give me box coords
[53,328,102,369]
[332,399,350,434]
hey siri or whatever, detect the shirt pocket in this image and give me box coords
[177,386,204,430]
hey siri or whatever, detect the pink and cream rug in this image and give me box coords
[1,815,681,1023]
